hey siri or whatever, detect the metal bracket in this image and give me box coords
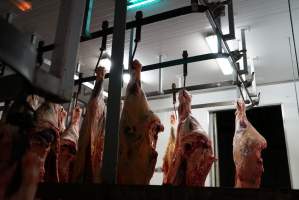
[191,0,209,12]
[236,72,254,88]
[36,41,45,67]
[182,50,188,88]
[230,50,244,63]
[208,1,226,19]
[223,0,235,41]
[172,83,177,119]
[74,73,83,106]
[95,21,109,71]
[132,11,143,61]
[100,21,109,52]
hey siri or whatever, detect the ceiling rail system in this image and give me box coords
[72,0,256,106]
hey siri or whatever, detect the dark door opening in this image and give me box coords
[215,105,291,188]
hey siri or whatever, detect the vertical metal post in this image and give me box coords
[241,29,248,74]
[215,17,222,54]
[158,55,163,94]
[223,0,235,40]
[50,0,86,100]
[102,0,127,184]
[128,28,135,71]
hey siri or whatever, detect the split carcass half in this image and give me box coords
[0,99,43,199]
[118,60,164,185]
[162,114,177,184]
[59,106,82,183]
[233,99,267,188]
[166,90,215,186]
[8,152,41,200]
[72,67,106,183]
[28,102,66,182]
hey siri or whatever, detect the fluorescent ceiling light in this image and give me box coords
[99,58,112,71]
[216,58,233,75]
[205,35,233,75]
[123,73,131,83]
[74,74,108,97]
[206,35,218,53]
[127,0,160,9]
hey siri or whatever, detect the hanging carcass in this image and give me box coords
[72,67,106,183]
[118,60,164,184]
[166,90,216,186]
[233,99,267,188]
[162,113,177,184]
[58,106,82,183]
[28,102,66,182]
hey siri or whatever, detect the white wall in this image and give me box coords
[148,81,299,189]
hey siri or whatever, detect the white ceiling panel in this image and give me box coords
[1,0,299,94]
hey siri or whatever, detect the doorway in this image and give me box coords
[214,105,291,188]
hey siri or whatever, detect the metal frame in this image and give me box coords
[0,0,86,102]
[72,0,255,106]
[198,0,255,105]
[47,0,86,101]
[101,0,127,184]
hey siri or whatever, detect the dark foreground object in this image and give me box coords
[37,184,299,200]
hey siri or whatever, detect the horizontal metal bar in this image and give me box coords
[142,53,229,72]
[164,80,235,94]
[41,5,207,52]
[74,53,229,85]
[146,80,235,99]
[154,101,234,113]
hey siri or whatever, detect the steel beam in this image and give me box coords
[101,0,127,184]
[0,18,37,83]
[74,53,229,85]
[41,5,208,52]
[49,0,86,101]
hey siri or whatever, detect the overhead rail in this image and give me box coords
[69,0,256,107]
[74,53,230,85]
[41,5,209,52]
